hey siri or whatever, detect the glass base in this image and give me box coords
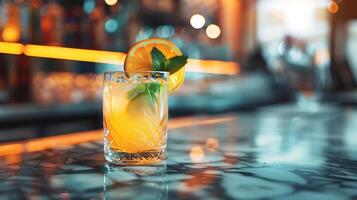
[104,145,166,165]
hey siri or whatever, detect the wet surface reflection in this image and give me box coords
[1,108,357,199]
[104,163,168,200]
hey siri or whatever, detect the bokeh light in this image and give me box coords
[2,26,20,42]
[206,24,221,39]
[205,138,219,151]
[314,48,330,66]
[327,1,339,13]
[190,146,204,162]
[156,25,175,38]
[136,27,154,41]
[105,19,118,33]
[104,0,118,6]
[190,14,205,29]
[83,0,95,14]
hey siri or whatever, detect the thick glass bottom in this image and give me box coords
[104,144,166,165]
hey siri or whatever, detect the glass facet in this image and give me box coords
[103,71,169,165]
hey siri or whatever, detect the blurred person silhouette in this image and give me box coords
[244,45,269,73]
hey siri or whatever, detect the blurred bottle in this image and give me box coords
[280,36,321,110]
[0,56,9,103]
[329,7,357,91]
[0,57,7,89]
[244,46,269,73]
[10,54,31,102]
[7,1,34,102]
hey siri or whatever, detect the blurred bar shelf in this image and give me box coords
[0,102,101,142]
[0,101,100,126]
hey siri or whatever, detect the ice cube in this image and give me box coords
[129,74,142,84]
[116,75,127,83]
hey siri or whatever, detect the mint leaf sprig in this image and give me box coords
[127,82,161,102]
[151,47,166,71]
[127,82,161,112]
[126,47,188,111]
[150,47,188,74]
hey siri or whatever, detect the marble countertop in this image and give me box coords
[1,105,357,200]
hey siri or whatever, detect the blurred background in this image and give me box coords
[1,0,357,141]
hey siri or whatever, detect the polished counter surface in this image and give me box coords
[1,106,357,200]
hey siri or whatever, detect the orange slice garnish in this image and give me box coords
[124,38,185,92]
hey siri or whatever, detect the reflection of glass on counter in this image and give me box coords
[104,163,168,200]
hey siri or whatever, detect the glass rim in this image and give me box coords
[104,71,169,75]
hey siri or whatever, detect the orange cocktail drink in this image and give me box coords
[103,38,187,165]
[103,71,169,164]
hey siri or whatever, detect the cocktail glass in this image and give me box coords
[103,71,169,165]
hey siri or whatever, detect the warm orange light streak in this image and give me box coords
[0,144,24,156]
[0,42,24,55]
[168,115,236,129]
[186,59,239,75]
[0,130,101,156]
[25,130,102,152]
[24,44,126,65]
[0,42,239,75]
